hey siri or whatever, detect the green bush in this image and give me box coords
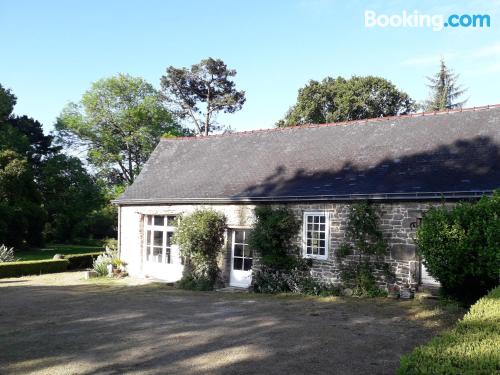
[248,206,301,270]
[416,192,500,304]
[398,286,500,375]
[253,264,341,296]
[174,209,227,288]
[0,259,69,278]
[176,275,214,291]
[65,252,103,270]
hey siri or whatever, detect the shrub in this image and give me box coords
[248,206,301,270]
[337,202,389,296]
[176,275,214,291]
[398,286,500,375]
[173,209,227,289]
[92,247,119,276]
[253,264,341,296]
[0,244,16,262]
[66,252,103,270]
[0,259,69,278]
[416,192,500,304]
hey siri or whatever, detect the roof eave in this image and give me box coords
[111,190,493,205]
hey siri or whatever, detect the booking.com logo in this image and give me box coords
[365,10,491,31]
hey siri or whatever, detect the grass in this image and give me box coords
[398,286,500,374]
[15,244,103,261]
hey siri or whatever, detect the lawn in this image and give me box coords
[0,271,465,375]
[15,244,103,261]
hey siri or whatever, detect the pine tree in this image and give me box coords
[425,59,467,111]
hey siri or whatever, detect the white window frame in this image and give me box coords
[144,215,178,264]
[302,211,329,260]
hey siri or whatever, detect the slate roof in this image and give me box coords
[115,105,500,204]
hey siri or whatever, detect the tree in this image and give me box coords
[56,74,184,185]
[0,150,46,248]
[160,58,246,136]
[277,76,415,127]
[424,59,467,111]
[0,84,16,123]
[39,154,104,243]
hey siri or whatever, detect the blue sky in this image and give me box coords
[1,0,499,133]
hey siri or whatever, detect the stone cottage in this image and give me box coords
[113,105,500,288]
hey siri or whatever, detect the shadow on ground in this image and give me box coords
[0,275,463,375]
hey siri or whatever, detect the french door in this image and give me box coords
[229,229,253,288]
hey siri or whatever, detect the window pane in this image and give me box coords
[320,224,325,231]
[233,257,243,270]
[234,230,244,244]
[320,240,325,247]
[319,248,325,256]
[166,248,171,264]
[244,258,253,271]
[154,231,163,246]
[307,216,313,223]
[153,247,162,263]
[154,215,164,226]
[243,246,252,258]
[146,247,151,261]
[146,230,151,245]
[166,215,177,226]
[320,232,325,239]
[314,216,319,223]
[320,216,325,223]
[234,244,243,257]
[307,246,312,254]
[147,215,152,225]
[166,232,173,246]
[313,247,318,255]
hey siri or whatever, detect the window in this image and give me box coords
[303,212,329,260]
[144,215,178,264]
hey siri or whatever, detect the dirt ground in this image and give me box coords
[0,272,463,375]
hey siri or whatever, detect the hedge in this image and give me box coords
[65,252,103,270]
[0,259,69,278]
[398,286,500,375]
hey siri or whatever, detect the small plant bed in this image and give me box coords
[15,244,103,261]
[398,286,500,374]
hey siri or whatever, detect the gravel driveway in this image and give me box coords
[0,272,462,375]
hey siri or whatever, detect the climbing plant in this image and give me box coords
[337,202,389,296]
[173,208,227,290]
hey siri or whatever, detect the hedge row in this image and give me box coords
[398,286,500,374]
[0,259,69,278]
[65,252,102,270]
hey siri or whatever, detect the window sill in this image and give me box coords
[303,254,328,261]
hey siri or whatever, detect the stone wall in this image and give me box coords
[119,201,450,287]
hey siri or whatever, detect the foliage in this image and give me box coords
[92,246,119,277]
[252,264,341,296]
[0,244,16,262]
[416,192,500,304]
[176,275,214,291]
[66,252,103,270]
[39,154,105,243]
[0,259,69,278]
[337,202,389,296]
[398,286,500,375]
[0,149,46,248]
[424,59,467,111]
[173,209,227,288]
[161,57,246,135]
[56,74,184,184]
[277,76,415,127]
[248,206,301,270]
